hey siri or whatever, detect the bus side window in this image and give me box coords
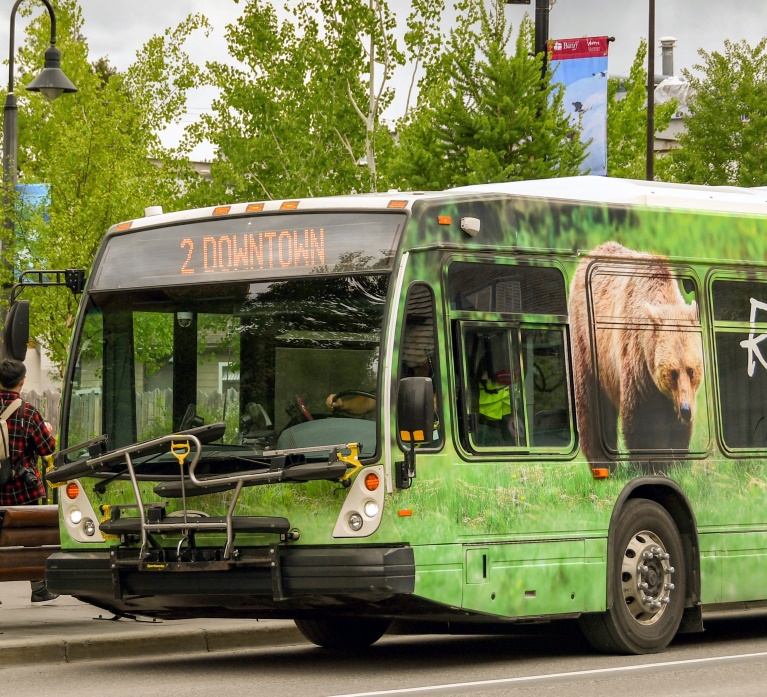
[524,328,571,447]
[712,278,767,451]
[585,264,707,460]
[459,324,572,452]
[397,283,441,448]
[448,260,574,456]
[465,327,525,448]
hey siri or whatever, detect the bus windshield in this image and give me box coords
[64,273,389,469]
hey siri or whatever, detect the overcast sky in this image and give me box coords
[2,0,766,159]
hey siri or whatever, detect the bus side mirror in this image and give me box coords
[396,377,433,489]
[3,300,30,361]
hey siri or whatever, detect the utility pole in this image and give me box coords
[505,0,553,75]
[535,0,552,76]
[646,0,655,181]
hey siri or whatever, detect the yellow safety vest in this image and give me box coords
[478,381,512,421]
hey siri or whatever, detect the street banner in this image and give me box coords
[548,36,609,176]
[15,183,50,270]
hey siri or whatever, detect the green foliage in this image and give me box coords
[607,39,677,179]
[385,0,587,190]
[401,0,446,120]
[662,38,767,186]
[2,2,207,375]
[186,0,402,202]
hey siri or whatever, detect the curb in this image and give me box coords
[0,622,305,666]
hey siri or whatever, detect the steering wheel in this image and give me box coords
[327,390,377,416]
[532,363,565,394]
[331,390,376,402]
[286,394,313,423]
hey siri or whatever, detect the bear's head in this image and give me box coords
[644,301,704,424]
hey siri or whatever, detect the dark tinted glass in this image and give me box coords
[448,263,567,315]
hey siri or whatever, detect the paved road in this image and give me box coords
[0,581,303,666]
[5,581,767,697]
[5,610,767,696]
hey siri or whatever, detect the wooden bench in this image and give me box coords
[0,505,60,581]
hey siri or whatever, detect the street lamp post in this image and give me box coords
[2,0,76,301]
[504,0,556,77]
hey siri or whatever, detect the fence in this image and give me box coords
[38,388,239,443]
[24,390,61,435]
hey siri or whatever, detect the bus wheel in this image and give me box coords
[579,498,686,655]
[295,617,390,650]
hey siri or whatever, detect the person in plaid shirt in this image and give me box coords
[0,358,58,602]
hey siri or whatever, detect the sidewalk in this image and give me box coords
[0,582,305,666]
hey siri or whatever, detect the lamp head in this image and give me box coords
[26,45,77,102]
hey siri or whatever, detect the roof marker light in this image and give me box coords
[115,221,132,232]
[213,206,231,216]
[281,201,299,210]
[247,203,265,212]
[388,200,407,209]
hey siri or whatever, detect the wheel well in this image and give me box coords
[608,478,701,611]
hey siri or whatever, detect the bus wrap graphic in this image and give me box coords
[741,297,767,377]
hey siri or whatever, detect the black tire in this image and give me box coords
[579,498,686,655]
[295,617,390,650]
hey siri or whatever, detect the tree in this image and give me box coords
[607,39,677,180]
[661,38,767,186]
[4,1,207,374]
[187,0,407,203]
[385,0,587,190]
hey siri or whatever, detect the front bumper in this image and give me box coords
[46,544,415,619]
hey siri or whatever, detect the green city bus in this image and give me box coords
[33,176,767,654]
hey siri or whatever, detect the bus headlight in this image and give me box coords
[348,513,363,531]
[61,479,106,543]
[333,465,385,539]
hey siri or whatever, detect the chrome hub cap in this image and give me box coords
[621,530,675,624]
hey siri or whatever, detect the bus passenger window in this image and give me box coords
[712,278,767,451]
[525,328,571,448]
[467,328,525,447]
[459,324,573,453]
[582,262,708,460]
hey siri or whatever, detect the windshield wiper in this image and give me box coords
[48,423,226,484]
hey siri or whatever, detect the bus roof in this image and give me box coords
[451,176,767,215]
[111,176,767,233]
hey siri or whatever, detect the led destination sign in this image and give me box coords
[92,212,404,290]
[180,227,326,276]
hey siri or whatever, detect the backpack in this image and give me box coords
[0,398,22,486]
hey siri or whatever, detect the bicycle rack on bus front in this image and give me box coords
[48,427,362,577]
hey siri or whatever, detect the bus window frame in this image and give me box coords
[454,319,575,457]
[443,255,575,461]
[586,257,711,461]
[707,269,767,457]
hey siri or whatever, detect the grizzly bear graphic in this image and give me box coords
[569,242,704,464]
